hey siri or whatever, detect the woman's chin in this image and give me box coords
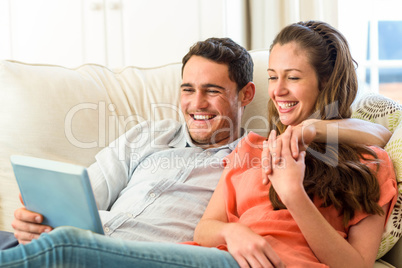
[279,114,304,126]
[279,116,292,126]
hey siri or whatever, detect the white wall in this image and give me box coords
[0,0,247,68]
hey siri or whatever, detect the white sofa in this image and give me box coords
[0,50,401,267]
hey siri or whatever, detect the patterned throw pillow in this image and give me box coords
[352,93,402,259]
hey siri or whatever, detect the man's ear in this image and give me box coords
[239,82,255,107]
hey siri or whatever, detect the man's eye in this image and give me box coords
[207,90,220,94]
[289,77,300,80]
[182,88,194,92]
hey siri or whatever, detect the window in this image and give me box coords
[338,0,402,103]
[366,20,402,102]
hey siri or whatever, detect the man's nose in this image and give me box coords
[192,92,208,109]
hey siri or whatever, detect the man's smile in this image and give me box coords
[191,114,216,120]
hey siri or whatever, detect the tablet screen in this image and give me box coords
[10,155,104,235]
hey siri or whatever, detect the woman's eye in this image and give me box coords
[268,76,277,80]
[289,77,300,80]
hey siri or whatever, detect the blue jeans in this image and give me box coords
[0,231,18,250]
[0,227,239,268]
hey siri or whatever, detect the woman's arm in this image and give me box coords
[284,191,388,267]
[195,165,284,268]
[265,126,388,268]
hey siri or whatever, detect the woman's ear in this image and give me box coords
[239,82,256,107]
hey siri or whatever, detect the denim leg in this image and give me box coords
[0,231,19,250]
[0,226,239,268]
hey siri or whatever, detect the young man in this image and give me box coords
[1,37,390,253]
[5,37,256,248]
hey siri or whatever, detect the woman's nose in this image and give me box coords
[272,79,288,96]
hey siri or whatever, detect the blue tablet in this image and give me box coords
[10,155,104,235]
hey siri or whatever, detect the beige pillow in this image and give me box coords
[352,93,402,258]
[0,60,183,231]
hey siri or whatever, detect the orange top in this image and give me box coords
[186,132,397,267]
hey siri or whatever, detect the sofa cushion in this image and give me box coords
[352,93,402,258]
[0,61,119,231]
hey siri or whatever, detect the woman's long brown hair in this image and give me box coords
[267,21,383,226]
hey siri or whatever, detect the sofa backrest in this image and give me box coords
[0,50,270,168]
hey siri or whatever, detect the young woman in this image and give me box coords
[192,21,397,267]
[0,21,397,268]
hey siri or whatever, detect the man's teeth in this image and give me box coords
[193,114,214,120]
[278,102,297,109]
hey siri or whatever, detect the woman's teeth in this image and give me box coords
[193,114,214,120]
[278,102,297,109]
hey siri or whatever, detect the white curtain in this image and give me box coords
[246,0,339,50]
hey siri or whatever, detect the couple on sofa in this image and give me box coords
[0,20,397,267]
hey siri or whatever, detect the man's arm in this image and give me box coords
[308,118,391,147]
[263,118,392,178]
[12,194,53,244]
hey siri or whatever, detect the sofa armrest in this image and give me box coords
[375,259,396,268]
[381,235,402,266]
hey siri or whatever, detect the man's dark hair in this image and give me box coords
[182,37,253,91]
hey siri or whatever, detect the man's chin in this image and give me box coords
[189,132,233,147]
[189,133,213,145]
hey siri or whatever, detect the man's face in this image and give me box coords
[180,56,243,148]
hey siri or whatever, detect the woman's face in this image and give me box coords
[268,42,320,126]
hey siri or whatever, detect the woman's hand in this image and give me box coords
[261,121,315,183]
[224,223,285,268]
[262,126,306,202]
